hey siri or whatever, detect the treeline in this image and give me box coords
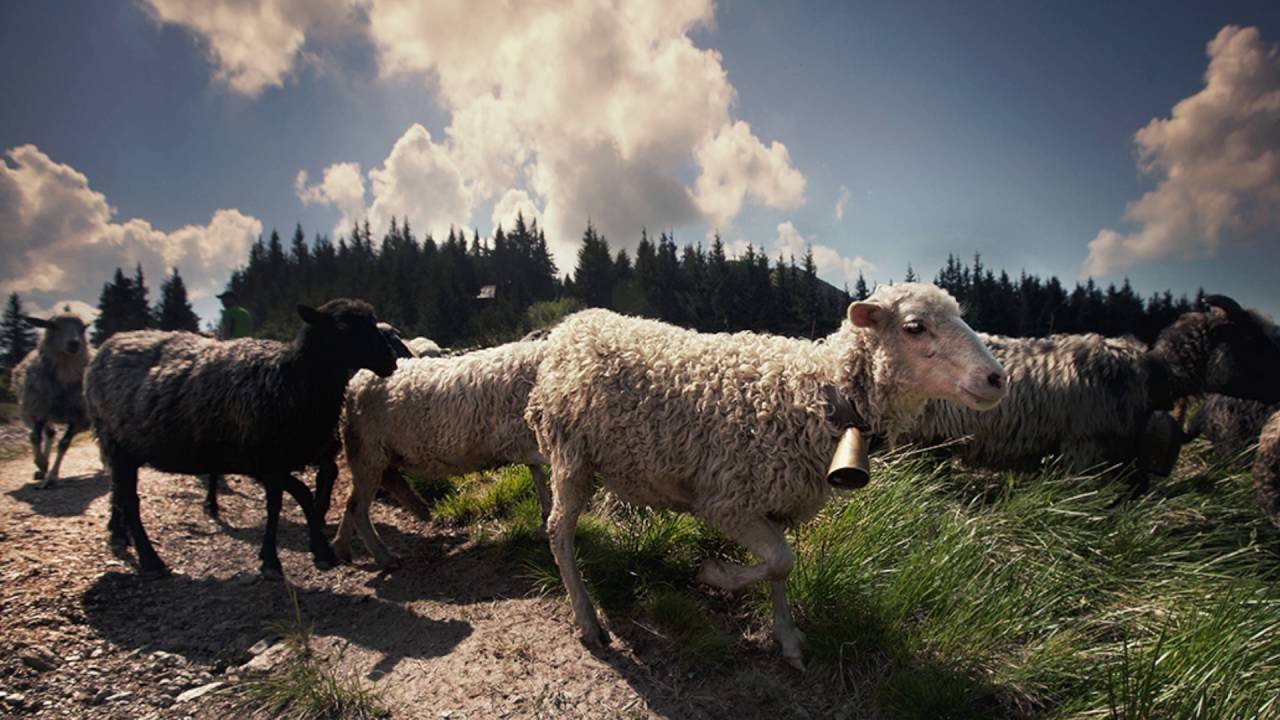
[5,221,1215,367]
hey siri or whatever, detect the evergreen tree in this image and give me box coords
[572,223,615,308]
[93,267,151,344]
[155,268,201,332]
[1,292,38,368]
[853,272,870,301]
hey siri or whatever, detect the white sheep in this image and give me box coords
[525,283,1007,668]
[11,307,92,488]
[1252,410,1280,528]
[332,339,551,568]
[405,336,444,357]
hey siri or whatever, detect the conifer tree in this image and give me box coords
[1,292,38,368]
[155,268,201,332]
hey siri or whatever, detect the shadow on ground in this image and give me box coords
[6,471,108,517]
[82,572,472,676]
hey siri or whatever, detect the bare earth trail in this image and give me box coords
[0,438,848,720]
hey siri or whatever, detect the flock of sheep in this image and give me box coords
[9,283,1280,669]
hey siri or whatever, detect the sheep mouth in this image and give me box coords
[958,385,1004,411]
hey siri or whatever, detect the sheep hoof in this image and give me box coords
[203,501,220,520]
[379,554,403,571]
[37,476,55,490]
[331,542,353,565]
[783,653,806,672]
[313,546,340,571]
[579,623,611,649]
[109,536,131,557]
[33,469,45,480]
[260,564,285,582]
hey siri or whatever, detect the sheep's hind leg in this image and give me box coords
[531,464,552,538]
[697,516,804,669]
[29,420,49,481]
[112,458,167,578]
[42,421,85,488]
[548,457,608,648]
[202,474,222,519]
[278,473,338,570]
[341,467,401,569]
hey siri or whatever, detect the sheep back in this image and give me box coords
[86,330,348,476]
[1188,395,1278,463]
[344,341,546,478]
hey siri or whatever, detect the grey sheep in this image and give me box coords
[1186,394,1278,465]
[84,299,399,579]
[11,307,92,488]
[905,295,1280,495]
[525,283,1007,668]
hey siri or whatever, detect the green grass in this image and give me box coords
[236,587,390,720]
[435,441,1280,718]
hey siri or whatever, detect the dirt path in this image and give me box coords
[0,437,847,720]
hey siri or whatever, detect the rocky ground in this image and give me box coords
[0,429,847,720]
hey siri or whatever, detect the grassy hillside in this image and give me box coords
[410,440,1280,719]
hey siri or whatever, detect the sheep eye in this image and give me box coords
[903,320,926,335]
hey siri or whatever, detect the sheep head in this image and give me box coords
[297,298,398,378]
[24,308,87,359]
[1199,295,1280,403]
[848,283,1006,413]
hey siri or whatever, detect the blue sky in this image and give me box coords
[2,0,1277,325]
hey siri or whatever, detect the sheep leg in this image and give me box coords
[29,420,49,480]
[381,470,434,521]
[259,482,285,580]
[111,458,167,577]
[313,457,338,524]
[548,459,609,648]
[41,422,85,488]
[337,467,401,569]
[696,516,803,669]
[531,464,552,537]
[277,473,339,570]
[202,474,222,519]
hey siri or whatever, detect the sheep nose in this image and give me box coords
[986,371,1004,390]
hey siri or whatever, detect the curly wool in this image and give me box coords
[1252,411,1280,528]
[908,333,1153,471]
[343,339,547,484]
[87,330,353,476]
[1188,395,1278,464]
[526,286,946,529]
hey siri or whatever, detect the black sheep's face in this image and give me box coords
[298,300,398,378]
[1202,295,1280,403]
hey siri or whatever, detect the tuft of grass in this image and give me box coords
[638,587,735,669]
[432,465,538,526]
[236,587,389,720]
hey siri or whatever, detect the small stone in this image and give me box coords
[243,644,290,673]
[19,645,60,672]
[106,691,133,703]
[175,681,223,703]
[247,639,270,656]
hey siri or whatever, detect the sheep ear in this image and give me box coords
[1202,295,1244,319]
[848,302,884,328]
[23,316,51,329]
[296,304,325,325]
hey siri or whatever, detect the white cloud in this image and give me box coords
[142,0,361,96]
[834,185,851,222]
[491,189,543,233]
[151,0,806,272]
[0,144,261,314]
[1083,25,1280,277]
[295,162,366,237]
[773,221,876,286]
[365,124,474,243]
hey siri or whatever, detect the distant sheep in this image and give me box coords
[1252,410,1280,528]
[906,295,1280,494]
[1186,395,1278,465]
[84,299,398,579]
[11,307,92,488]
[405,337,443,357]
[333,339,550,568]
[525,284,1007,668]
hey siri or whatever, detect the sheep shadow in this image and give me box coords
[82,571,472,677]
[6,470,109,517]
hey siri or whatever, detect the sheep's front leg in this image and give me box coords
[260,482,285,580]
[530,464,552,538]
[697,516,804,669]
[278,473,338,570]
[42,421,86,488]
[333,466,400,568]
[548,458,608,648]
[202,474,222,519]
[29,420,49,481]
[111,458,167,577]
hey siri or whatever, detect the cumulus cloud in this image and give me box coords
[0,144,261,313]
[149,0,806,271]
[141,0,361,96]
[1083,25,1280,277]
[365,124,474,242]
[491,189,544,233]
[834,185,851,222]
[295,161,366,237]
[773,221,876,286]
